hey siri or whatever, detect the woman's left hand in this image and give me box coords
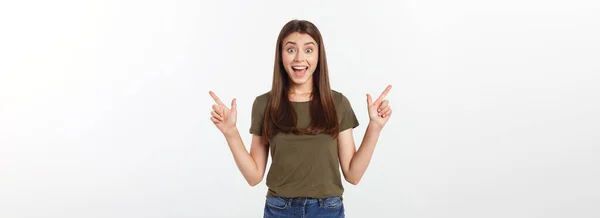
[367,85,393,129]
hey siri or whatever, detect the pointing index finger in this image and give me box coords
[375,85,392,104]
[209,91,225,106]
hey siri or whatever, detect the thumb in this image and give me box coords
[366,94,373,106]
[231,98,237,111]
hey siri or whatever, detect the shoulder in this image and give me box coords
[251,91,270,111]
[331,89,351,106]
[254,91,270,102]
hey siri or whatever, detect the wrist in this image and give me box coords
[223,127,239,138]
[367,121,383,132]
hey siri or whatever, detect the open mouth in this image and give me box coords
[292,66,308,77]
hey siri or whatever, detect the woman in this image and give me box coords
[209,19,392,218]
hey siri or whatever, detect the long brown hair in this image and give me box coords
[262,19,339,142]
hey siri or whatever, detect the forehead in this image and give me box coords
[283,32,317,45]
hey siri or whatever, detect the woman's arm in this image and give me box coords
[338,85,393,185]
[223,129,269,187]
[338,122,382,185]
[209,91,268,186]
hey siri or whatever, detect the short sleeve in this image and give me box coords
[339,95,359,132]
[249,96,266,135]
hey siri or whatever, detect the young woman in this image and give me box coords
[209,20,392,218]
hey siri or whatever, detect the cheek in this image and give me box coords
[281,53,293,66]
[308,54,319,67]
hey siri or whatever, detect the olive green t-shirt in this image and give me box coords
[249,90,359,199]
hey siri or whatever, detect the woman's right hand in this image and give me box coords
[209,91,237,136]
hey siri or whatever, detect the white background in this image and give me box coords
[1,0,599,217]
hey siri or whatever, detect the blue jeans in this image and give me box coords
[263,196,345,218]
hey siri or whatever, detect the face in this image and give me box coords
[281,32,319,86]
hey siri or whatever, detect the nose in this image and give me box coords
[293,52,305,63]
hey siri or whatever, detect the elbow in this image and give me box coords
[343,170,361,185]
[245,171,264,187]
[345,177,361,185]
[247,178,263,187]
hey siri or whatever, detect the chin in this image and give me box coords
[289,78,306,85]
[292,75,312,85]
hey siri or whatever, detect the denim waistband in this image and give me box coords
[273,196,339,207]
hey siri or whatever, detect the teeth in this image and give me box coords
[292,66,308,70]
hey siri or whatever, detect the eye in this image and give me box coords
[287,48,296,53]
[305,48,313,53]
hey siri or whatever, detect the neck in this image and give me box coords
[289,81,314,94]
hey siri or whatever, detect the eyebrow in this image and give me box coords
[285,41,316,46]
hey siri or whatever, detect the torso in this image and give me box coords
[250,90,359,199]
